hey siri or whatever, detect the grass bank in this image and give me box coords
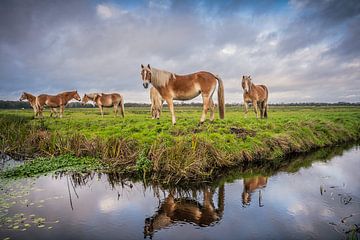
[0,106,359,182]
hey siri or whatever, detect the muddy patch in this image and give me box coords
[230,127,256,140]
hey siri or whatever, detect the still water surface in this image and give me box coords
[0,145,359,239]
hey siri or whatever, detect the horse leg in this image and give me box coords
[151,109,155,119]
[166,98,176,125]
[37,107,43,118]
[253,100,259,118]
[209,98,215,122]
[244,101,249,118]
[60,106,64,118]
[114,104,117,117]
[259,102,264,119]
[200,94,210,123]
[53,108,61,118]
[262,102,266,119]
[52,108,58,118]
[99,105,104,117]
[264,101,268,118]
[32,106,37,118]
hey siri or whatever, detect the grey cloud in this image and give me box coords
[277,0,360,56]
[0,0,359,103]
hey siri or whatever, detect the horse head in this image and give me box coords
[73,90,81,101]
[242,75,252,93]
[82,94,89,105]
[141,64,152,89]
[19,92,27,101]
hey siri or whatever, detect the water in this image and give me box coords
[1,145,359,239]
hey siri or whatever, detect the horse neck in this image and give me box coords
[248,82,255,93]
[150,68,174,88]
[87,93,97,101]
[63,91,76,102]
[25,93,36,102]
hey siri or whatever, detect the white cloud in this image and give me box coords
[96,4,113,19]
[220,44,237,56]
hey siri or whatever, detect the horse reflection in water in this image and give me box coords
[242,176,268,207]
[144,185,225,239]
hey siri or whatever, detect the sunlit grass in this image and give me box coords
[0,105,359,182]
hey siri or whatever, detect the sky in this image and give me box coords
[0,0,359,103]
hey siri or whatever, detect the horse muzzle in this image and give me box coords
[143,83,149,89]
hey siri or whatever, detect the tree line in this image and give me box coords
[0,100,358,109]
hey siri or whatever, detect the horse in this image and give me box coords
[19,92,40,118]
[242,176,268,207]
[144,185,224,238]
[242,75,269,118]
[150,87,164,119]
[82,93,124,117]
[36,90,81,118]
[141,64,225,125]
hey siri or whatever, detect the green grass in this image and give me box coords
[0,105,359,182]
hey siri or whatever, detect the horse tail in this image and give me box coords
[215,75,225,119]
[120,95,125,118]
[264,86,269,118]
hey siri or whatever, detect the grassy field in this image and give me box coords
[1,105,359,182]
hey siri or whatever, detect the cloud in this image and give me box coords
[0,0,359,103]
[97,4,113,19]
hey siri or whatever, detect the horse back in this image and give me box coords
[97,93,121,106]
[37,94,53,105]
[168,71,217,100]
[253,84,268,101]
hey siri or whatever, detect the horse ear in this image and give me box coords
[141,64,144,69]
[147,64,151,69]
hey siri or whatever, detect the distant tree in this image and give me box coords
[0,100,358,109]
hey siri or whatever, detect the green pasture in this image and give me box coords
[0,105,359,182]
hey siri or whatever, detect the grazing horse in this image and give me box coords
[144,185,224,238]
[141,64,225,125]
[242,75,269,118]
[82,93,124,117]
[19,92,40,117]
[242,176,268,207]
[36,90,81,118]
[150,87,164,119]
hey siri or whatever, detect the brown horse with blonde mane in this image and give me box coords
[19,92,40,117]
[242,75,269,118]
[141,64,225,125]
[36,90,81,118]
[150,87,164,119]
[82,93,124,117]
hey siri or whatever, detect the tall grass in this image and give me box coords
[0,106,359,182]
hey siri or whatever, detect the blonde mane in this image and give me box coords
[86,93,101,101]
[150,67,176,87]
